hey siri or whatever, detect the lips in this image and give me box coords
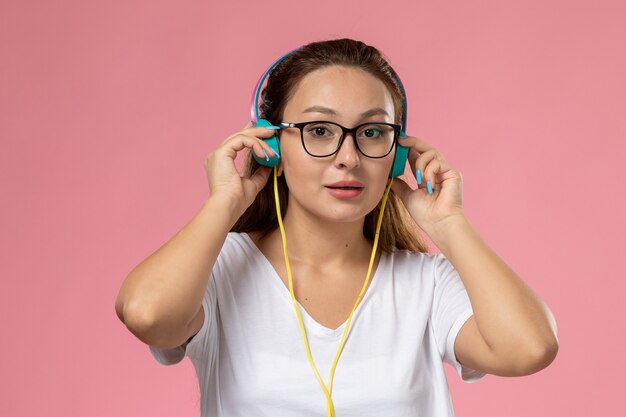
[324,181,365,190]
[324,181,365,199]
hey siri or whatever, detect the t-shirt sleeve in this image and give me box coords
[149,276,218,365]
[431,253,486,383]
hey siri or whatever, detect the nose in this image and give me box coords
[334,132,361,169]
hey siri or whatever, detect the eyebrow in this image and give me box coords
[302,106,389,118]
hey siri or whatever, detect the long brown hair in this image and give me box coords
[232,38,427,253]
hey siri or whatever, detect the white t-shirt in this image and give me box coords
[150,232,485,416]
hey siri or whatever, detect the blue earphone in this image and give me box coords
[250,49,409,178]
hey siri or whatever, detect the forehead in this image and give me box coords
[283,66,395,121]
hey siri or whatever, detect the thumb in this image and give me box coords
[390,176,413,202]
[246,166,272,194]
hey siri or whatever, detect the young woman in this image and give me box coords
[115,39,558,416]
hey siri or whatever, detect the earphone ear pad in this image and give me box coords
[390,138,409,178]
[252,119,281,167]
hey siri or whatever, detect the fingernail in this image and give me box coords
[265,126,282,130]
[416,169,422,185]
[427,181,433,195]
[262,149,270,161]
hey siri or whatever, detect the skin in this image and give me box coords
[253,66,398,330]
[116,64,558,377]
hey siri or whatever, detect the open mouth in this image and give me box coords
[324,183,365,199]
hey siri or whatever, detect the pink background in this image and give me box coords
[1,0,624,416]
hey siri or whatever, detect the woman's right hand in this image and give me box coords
[203,122,278,217]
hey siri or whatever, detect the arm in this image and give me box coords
[115,124,276,349]
[115,197,237,349]
[428,215,558,376]
[392,135,558,376]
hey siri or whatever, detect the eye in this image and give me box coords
[313,127,329,137]
[305,123,335,138]
[358,124,385,139]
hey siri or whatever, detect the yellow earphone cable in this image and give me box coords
[273,167,393,417]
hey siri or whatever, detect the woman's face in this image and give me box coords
[279,65,397,225]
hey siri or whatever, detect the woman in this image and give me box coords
[115,39,559,416]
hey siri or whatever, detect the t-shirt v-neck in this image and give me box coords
[240,232,388,340]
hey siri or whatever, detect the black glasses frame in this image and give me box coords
[279,121,402,158]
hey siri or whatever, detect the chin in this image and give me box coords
[288,188,380,225]
[314,203,374,225]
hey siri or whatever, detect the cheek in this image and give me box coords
[370,156,394,183]
[280,145,316,190]
[367,159,395,199]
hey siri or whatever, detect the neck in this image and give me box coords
[268,207,373,269]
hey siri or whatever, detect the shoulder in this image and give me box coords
[386,249,441,272]
[214,232,258,264]
[385,250,457,286]
[222,232,253,249]
[210,233,268,288]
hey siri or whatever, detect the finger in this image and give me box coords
[223,125,282,145]
[422,158,455,190]
[228,131,279,155]
[221,134,277,160]
[244,166,272,194]
[243,125,282,136]
[249,138,278,160]
[413,149,443,185]
[397,135,435,154]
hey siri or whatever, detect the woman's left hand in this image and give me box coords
[391,135,465,234]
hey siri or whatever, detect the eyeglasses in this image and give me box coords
[279,121,401,158]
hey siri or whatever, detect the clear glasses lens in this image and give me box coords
[301,122,396,157]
